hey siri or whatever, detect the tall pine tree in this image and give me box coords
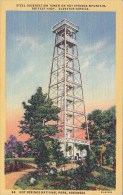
[19,87,62,167]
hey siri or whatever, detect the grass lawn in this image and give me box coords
[14,165,116,190]
[86,166,115,188]
[5,158,35,164]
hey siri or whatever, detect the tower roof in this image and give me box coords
[52,19,79,33]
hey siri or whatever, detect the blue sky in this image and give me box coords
[6,11,115,112]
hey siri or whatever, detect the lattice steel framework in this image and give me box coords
[48,19,90,156]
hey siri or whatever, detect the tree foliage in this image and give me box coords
[5,135,24,158]
[87,106,116,166]
[19,87,62,167]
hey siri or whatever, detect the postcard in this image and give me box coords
[0,0,123,195]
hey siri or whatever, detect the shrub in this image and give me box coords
[5,158,35,164]
[5,158,35,173]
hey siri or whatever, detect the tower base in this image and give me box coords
[58,138,90,159]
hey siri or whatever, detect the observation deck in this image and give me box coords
[57,137,90,146]
[52,19,79,33]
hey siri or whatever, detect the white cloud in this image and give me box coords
[16,36,39,51]
[96,61,106,70]
[80,55,94,70]
[14,63,36,84]
[16,35,54,55]
[82,38,107,53]
[80,61,90,70]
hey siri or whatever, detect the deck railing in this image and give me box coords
[53,19,79,32]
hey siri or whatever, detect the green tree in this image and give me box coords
[5,135,24,158]
[49,139,64,166]
[19,87,61,167]
[87,106,116,166]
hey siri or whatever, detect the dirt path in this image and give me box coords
[102,166,113,171]
[5,163,78,189]
[57,163,79,172]
[5,164,37,189]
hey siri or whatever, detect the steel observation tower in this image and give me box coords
[48,19,90,158]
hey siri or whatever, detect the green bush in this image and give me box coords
[15,174,31,189]
[86,166,116,188]
[5,158,35,164]
[5,158,36,173]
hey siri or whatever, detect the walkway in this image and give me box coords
[5,163,78,189]
[57,163,79,172]
[5,164,37,189]
[102,166,114,171]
